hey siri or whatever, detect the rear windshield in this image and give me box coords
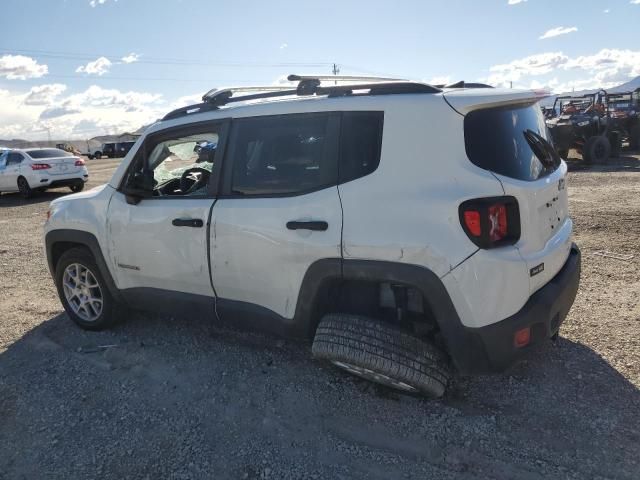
[464,103,558,181]
[27,149,73,159]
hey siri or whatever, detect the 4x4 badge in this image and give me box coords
[530,263,545,277]
[558,178,565,191]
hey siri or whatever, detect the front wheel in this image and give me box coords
[93,151,102,159]
[55,248,119,330]
[70,183,85,193]
[17,176,33,199]
[312,314,451,398]
[583,135,611,164]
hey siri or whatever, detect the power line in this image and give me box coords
[0,48,334,68]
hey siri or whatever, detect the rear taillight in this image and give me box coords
[31,163,51,170]
[459,196,520,249]
[75,159,85,166]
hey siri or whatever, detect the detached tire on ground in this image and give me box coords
[583,135,610,164]
[312,314,451,398]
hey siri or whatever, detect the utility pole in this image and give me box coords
[510,81,513,89]
[332,63,340,85]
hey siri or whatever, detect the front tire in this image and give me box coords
[93,151,102,159]
[17,176,33,199]
[630,125,640,151]
[312,314,451,398]
[583,135,610,164]
[55,248,118,330]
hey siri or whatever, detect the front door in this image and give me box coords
[211,112,343,321]
[106,120,229,299]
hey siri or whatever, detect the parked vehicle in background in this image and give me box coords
[0,148,88,198]
[44,75,580,398]
[607,88,640,150]
[55,143,83,156]
[545,90,621,162]
[115,141,136,157]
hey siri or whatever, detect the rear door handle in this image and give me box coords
[286,220,328,231]
[172,218,204,228]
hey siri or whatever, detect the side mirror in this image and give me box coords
[123,171,154,205]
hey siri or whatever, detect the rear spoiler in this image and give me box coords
[443,88,551,115]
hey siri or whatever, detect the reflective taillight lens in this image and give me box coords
[459,196,520,249]
[488,204,508,242]
[75,159,85,166]
[31,163,51,170]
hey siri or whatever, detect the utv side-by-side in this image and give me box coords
[545,90,621,163]
[607,88,640,151]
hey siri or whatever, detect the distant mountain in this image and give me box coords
[540,75,640,106]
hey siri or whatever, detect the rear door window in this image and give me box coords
[7,153,25,165]
[227,113,339,196]
[464,103,559,181]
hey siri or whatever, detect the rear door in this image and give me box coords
[461,99,572,294]
[211,112,342,321]
[2,152,25,189]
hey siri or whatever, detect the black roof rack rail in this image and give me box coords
[162,74,441,121]
[434,81,494,89]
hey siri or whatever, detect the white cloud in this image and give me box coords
[24,84,67,106]
[539,26,578,40]
[76,56,112,76]
[279,43,288,50]
[631,0,640,4]
[487,52,568,86]
[0,55,48,80]
[89,0,107,6]
[486,48,640,93]
[0,85,164,141]
[603,9,610,13]
[121,52,139,64]
[508,0,527,4]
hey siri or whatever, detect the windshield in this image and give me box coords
[27,149,73,159]
[464,103,560,181]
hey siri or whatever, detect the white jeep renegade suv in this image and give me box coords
[44,76,581,397]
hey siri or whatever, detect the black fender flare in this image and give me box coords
[295,258,486,373]
[45,229,123,303]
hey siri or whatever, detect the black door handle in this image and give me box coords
[286,220,328,231]
[172,218,204,228]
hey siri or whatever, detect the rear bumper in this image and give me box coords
[454,244,581,373]
[37,174,88,189]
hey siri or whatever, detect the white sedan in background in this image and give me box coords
[0,148,89,198]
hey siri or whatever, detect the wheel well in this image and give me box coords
[50,241,90,273]
[309,277,441,341]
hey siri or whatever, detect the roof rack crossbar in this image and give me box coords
[165,74,442,121]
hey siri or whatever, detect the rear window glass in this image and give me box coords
[464,103,557,181]
[27,149,73,159]
[339,112,383,183]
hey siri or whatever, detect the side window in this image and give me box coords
[7,153,24,166]
[0,152,7,168]
[228,113,338,196]
[125,125,223,198]
[339,112,383,184]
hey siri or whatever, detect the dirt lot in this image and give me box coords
[1,155,639,479]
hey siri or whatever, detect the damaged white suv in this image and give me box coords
[44,75,580,397]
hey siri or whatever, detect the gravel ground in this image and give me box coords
[0,155,639,479]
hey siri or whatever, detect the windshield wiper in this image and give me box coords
[523,129,559,168]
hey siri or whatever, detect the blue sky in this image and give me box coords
[1,0,639,140]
